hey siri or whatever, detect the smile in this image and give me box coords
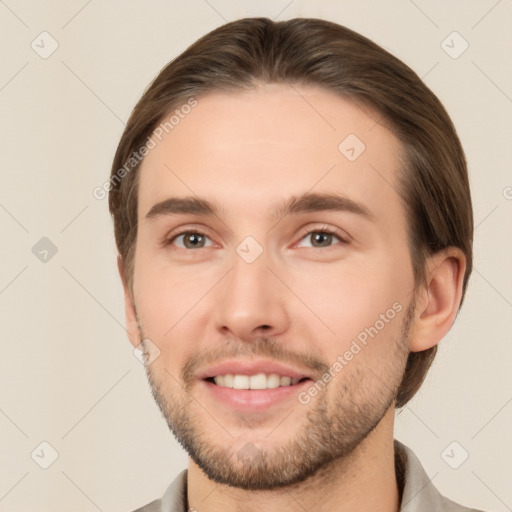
[208,373,308,389]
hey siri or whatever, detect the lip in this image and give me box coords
[197,358,312,380]
[200,378,312,412]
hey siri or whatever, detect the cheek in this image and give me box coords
[133,251,218,372]
[288,252,412,352]
[133,250,181,341]
[134,277,188,377]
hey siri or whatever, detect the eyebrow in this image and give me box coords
[144,192,375,222]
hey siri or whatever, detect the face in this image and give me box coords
[129,84,417,490]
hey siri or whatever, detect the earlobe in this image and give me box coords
[409,248,466,353]
[117,256,141,349]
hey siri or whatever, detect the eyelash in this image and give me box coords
[165,226,349,250]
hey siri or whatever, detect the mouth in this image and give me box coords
[204,373,311,390]
[197,359,315,411]
[201,374,313,412]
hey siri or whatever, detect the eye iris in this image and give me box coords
[312,232,332,247]
[178,231,336,249]
[184,233,204,248]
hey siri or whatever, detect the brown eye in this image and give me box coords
[170,231,212,249]
[297,229,346,249]
[310,232,335,247]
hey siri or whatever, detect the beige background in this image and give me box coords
[1,1,511,511]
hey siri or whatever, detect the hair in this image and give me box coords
[108,17,473,408]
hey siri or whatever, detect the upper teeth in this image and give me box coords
[213,373,301,389]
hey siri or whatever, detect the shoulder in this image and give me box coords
[396,440,489,512]
[130,499,161,512]
[127,469,188,512]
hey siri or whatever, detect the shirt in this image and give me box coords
[130,439,485,511]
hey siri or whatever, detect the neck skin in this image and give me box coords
[186,405,400,512]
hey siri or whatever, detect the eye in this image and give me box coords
[296,227,348,249]
[167,230,214,249]
[164,227,348,251]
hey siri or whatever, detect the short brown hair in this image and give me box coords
[109,17,473,408]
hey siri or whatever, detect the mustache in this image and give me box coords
[181,337,330,388]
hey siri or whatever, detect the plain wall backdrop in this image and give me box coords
[1,1,511,511]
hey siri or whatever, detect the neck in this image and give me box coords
[187,407,400,512]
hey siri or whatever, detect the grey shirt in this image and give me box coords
[131,440,485,511]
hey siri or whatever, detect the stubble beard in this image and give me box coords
[139,301,413,490]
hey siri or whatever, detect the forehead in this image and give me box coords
[137,83,403,222]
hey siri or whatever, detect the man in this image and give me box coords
[109,17,483,512]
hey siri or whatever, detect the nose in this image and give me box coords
[212,249,290,343]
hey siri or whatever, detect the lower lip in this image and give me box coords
[201,379,312,412]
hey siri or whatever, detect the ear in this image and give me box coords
[117,256,141,349]
[409,247,467,353]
